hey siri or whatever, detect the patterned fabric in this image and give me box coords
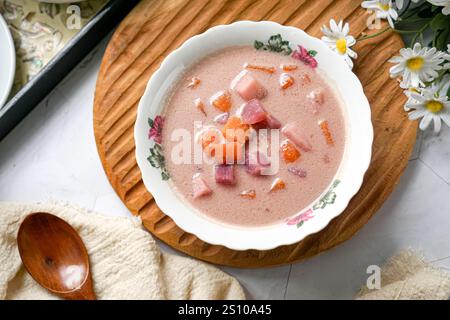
[0,0,108,95]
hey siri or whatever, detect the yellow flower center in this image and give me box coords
[378,3,390,10]
[336,38,347,54]
[426,100,443,113]
[406,57,424,71]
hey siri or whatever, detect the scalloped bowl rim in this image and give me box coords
[0,14,15,108]
[135,21,373,251]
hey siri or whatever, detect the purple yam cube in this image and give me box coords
[214,164,235,185]
[240,99,267,125]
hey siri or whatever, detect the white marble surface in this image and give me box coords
[1,38,450,300]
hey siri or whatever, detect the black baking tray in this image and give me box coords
[0,0,140,141]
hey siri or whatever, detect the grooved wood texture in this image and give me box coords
[93,0,417,268]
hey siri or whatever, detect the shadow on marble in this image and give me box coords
[420,125,450,184]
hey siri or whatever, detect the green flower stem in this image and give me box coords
[356,27,391,41]
[410,22,431,47]
[396,17,432,24]
[357,24,435,47]
[356,26,422,43]
[395,29,426,34]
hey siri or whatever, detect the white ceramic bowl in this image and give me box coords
[0,14,15,108]
[135,21,373,251]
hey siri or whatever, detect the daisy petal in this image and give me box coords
[408,109,426,120]
[440,113,450,127]
[433,115,442,133]
[342,22,349,35]
[419,114,433,130]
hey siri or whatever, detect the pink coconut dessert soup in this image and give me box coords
[160,41,347,228]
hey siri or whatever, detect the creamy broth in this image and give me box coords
[161,46,346,227]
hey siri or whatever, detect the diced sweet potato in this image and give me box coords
[192,174,212,199]
[281,64,298,71]
[214,142,244,164]
[222,116,250,143]
[318,120,334,145]
[270,178,286,192]
[240,189,256,199]
[196,127,224,157]
[240,99,267,125]
[280,140,300,163]
[231,70,267,101]
[215,165,235,185]
[187,77,201,89]
[281,123,312,152]
[244,63,276,74]
[210,90,232,112]
[194,98,206,116]
[279,73,294,90]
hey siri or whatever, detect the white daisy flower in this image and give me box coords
[405,78,450,133]
[403,87,422,111]
[428,0,450,15]
[389,43,447,88]
[362,0,399,28]
[321,19,357,69]
[395,0,420,10]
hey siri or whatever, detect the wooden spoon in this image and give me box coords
[17,212,96,300]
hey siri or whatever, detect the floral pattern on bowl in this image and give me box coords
[147,115,169,181]
[254,33,318,68]
[286,179,341,228]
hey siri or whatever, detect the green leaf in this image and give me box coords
[148,118,154,128]
[430,13,447,32]
[308,50,318,57]
[147,144,170,180]
[313,201,324,210]
[446,85,450,99]
[161,170,170,181]
[418,6,434,18]
[434,24,450,51]
[296,221,304,228]
[254,40,264,50]
[268,34,282,47]
[154,143,163,152]
[147,155,156,167]
[430,13,450,50]
[281,45,292,55]
[254,34,292,55]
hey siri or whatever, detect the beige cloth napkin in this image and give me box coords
[0,202,245,300]
[356,250,450,300]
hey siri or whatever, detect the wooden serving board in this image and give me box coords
[93,0,417,268]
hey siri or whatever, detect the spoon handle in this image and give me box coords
[62,274,96,300]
